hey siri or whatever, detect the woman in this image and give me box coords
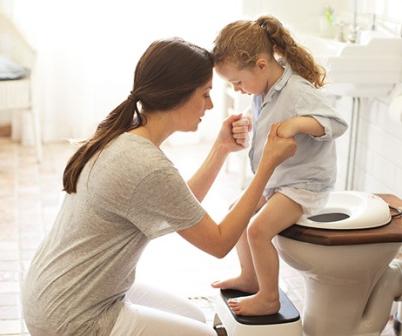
[22,37,296,336]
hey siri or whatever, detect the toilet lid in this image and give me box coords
[296,191,392,230]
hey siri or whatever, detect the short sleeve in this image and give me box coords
[295,89,348,141]
[126,167,206,240]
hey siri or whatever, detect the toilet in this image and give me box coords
[214,191,402,336]
[277,191,402,336]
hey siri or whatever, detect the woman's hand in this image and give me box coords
[215,114,251,153]
[261,123,297,167]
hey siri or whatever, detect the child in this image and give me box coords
[211,15,348,316]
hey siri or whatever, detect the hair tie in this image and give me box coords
[127,91,137,102]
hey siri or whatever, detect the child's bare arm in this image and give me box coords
[277,116,325,138]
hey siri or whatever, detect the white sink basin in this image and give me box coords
[296,33,402,97]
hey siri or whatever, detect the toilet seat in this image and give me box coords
[280,194,402,246]
[296,191,391,230]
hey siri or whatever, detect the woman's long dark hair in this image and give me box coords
[63,38,213,193]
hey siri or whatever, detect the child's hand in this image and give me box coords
[277,118,298,138]
[216,114,250,153]
[231,115,252,147]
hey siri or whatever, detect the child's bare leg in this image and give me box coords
[228,192,302,316]
[211,196,266,293]
[211,228,258,293]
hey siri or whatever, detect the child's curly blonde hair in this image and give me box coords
[213,15,326,88]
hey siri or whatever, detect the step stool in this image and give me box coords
[214,288,302,336]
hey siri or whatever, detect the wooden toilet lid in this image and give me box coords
[279,194,402,246]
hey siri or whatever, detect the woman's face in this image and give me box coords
[215,61,268,96]
[175,80,214,131]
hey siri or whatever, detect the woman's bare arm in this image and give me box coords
[179,124,296,258]
[187,114,248,202]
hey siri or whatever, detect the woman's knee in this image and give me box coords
[183,300,206,322]
[110,303,215,336]
[126,283,206,322]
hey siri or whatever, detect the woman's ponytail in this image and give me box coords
[62,94,141,193]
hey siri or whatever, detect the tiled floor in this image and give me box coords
[0,137,398,335]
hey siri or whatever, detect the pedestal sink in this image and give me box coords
[296,33,402,97]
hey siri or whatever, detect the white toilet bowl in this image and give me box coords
[276,191,402,336]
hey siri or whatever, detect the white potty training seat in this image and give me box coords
[214,289,302,336]
[297,191,392,230]
[280,191,402,246]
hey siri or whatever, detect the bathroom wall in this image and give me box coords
[332,94,402,198]
[240,0,350,35]
[354,96,402,197]
[339,0,402,198]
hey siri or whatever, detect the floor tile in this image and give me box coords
[0,293,19,306]
[0,306,20,320]
[0,320,21,334]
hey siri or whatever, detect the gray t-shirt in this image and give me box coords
[22,133,206,336]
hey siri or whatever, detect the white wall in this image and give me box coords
[4,0,242,143]
[354,97,402,197]
[240,0,402,39]
[334,90,402,200]
[240,0,350,35]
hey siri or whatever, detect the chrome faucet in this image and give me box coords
[348,0,359,43]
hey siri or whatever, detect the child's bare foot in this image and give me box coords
[211,275,258,293]
[227,293,280,316]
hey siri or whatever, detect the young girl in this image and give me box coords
[212,15,348,316]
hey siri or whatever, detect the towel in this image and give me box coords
[0,55,28,80]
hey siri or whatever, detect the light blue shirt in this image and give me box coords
[249,64,348,193]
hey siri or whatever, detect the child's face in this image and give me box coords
[215,61,268,96]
